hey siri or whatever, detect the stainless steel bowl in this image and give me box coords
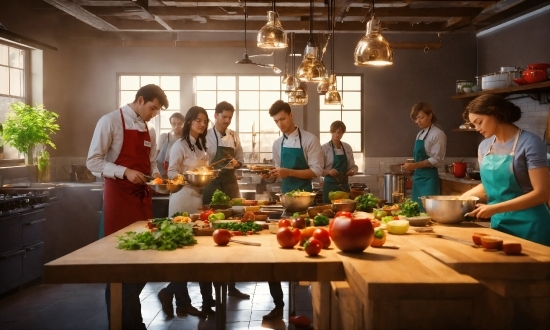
[184,171,219,188]
[147,183,185,194]
[331,201,357,213]
[277,193,316,212]
[421,196,479,224]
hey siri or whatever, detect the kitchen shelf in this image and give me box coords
[451,80,550,99]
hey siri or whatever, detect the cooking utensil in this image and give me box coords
[147,183,185,194]
[277,193,316,212]
[331,201,356,213]
[371,245,400,249]
[433,234,479,248]
[184,170,219,187]
[230,238,261,246]
[209,156,232,169]
[420,195,479,224]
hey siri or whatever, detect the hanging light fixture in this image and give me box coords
[257,0,287,49]
[288,33,308,105]
[296,0,326,82]
[317,4,332,95]
[354,0,393,67]
[325,0,341,105]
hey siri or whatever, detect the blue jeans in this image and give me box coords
[166,282,215,307]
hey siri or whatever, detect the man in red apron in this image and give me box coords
[87,84,168,329]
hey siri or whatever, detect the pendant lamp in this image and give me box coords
[325,0,341,105]
[354,0,393,67]
[288,33,308,105]
[296,0,326,82]
[317,5,332,95]
[257,0,287,49]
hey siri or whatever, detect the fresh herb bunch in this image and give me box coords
[211,189,230,205]
[117,220,197,251]
[354,193,379,211]
[214,221,261,234]
[313,214,330,226]
[398,198,421,217]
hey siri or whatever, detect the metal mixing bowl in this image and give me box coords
[147,183,185,194]
[184,171,219,188]
[277,193,316,212]
[331,201,357,213]
[421,196,479,224]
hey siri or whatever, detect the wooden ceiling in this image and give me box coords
[39,0,547,47]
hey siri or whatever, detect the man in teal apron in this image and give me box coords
[403,103,446,211]
[480,130,550,246]
[261,100,324,320]
[203,101,249,299]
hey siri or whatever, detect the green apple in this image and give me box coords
[375,210,387,220]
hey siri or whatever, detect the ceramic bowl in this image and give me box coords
[522,69,548,84]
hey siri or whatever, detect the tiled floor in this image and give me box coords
[0,281,313,329]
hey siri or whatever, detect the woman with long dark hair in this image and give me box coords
[460,94,550,246]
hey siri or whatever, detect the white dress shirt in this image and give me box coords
[272,127,324,177]
[322,141,359,173]
[86,104,160,179]
[416,124,447,165]
[205,127,245,164]
[167,136,209,180]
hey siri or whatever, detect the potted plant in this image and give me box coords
[2,102,60,165]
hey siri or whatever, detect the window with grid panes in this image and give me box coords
[195,75,285,163]
[319,75,364,172]
[118,75,181,141]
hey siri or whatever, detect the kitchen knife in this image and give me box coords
[434,234,479,248]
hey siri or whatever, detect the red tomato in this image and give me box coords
[241,212,255,223]
[277,227,300,249]
[231,230,244,236]
[300,227,317,246]
[213,229,232,246]
[246,230,255,235]
[335,211,353,218]
[200,209,214,221]
[304,238,322,256]
[330,216,374,253]
[278,219,291,228]
[290,315,312,327]
[312,228,331,249]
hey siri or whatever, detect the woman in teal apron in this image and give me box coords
[461,94,550,246]
[322,121,358,203]
[403,102,446,211]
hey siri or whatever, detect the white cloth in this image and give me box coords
[157,132,179,163]
[205,127,245,164]
[168,136,208,216]
[86,104,160,179]
[415,124,447,166]
[272,127,324,177]
[322,141,359,173]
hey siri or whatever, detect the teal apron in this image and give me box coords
[202,130,241,205]
[323,141,350,203]
[411,125,440,211]
[481,130,550,246]
[281,128,313,194]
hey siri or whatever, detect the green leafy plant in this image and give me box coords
[2,102,59,164]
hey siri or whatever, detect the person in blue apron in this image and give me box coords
[156,112,184,177]
[403,102,447,211]
[460,94,550,246]
[322,120,358,203]
[203,101,249,300]
[260,100,324,320]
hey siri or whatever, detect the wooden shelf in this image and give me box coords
[452,129,477,132]
[452,80,550,99]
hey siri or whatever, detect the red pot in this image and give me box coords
[526,63,550,71]
[522,69,548,84]
[330,216,374,253]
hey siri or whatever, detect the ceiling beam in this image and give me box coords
[43,0,119,31]
[472,0,527,23]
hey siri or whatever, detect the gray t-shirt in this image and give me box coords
[478,130,548,193]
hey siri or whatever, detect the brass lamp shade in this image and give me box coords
[317,75,329,95]
[257,11,287,49]
[324,74,341,105]
[296,41,326,82]
[354,17,393,67]
[288,84,308,105]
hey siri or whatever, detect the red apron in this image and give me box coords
[103,109,153,236]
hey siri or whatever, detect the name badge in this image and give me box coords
[144,140,151,147]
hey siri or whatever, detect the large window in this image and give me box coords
[319,75,364,172]
[118,75,181,138]
[195,75,285,163]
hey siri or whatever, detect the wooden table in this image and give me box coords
[44,221,346,330]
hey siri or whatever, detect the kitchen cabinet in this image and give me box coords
[451,80,550,102]
[440,174,480,196]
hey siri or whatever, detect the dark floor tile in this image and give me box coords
[225,321,249,329]
[225,299,253,311]
[69,310,108,330]
[225,310,251,323]
[249,319,288,330]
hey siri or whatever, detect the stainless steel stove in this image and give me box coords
[0,191,50,217]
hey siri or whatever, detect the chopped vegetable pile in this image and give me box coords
[354,193,379,211]
[398,198,421,217]
[313,214,330,226]
[211,189,230,205]
[214,221,262,234]
[285,189,313,197]
[117,219,197,251]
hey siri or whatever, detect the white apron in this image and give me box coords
[168,147,208,216]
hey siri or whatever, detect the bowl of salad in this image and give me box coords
[277,190,317,212]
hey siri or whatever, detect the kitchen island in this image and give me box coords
[44,219,550,330]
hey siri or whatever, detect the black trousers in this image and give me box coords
[105,283,147,330]
[166,282,215,307]
[267,282,285,308]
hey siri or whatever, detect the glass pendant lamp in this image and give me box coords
[354,0,393,67]
[317,5,332,95]
[296,0,326,82]
[288,34,308,105]
[324,0,341,105]
[257,0,287,49]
